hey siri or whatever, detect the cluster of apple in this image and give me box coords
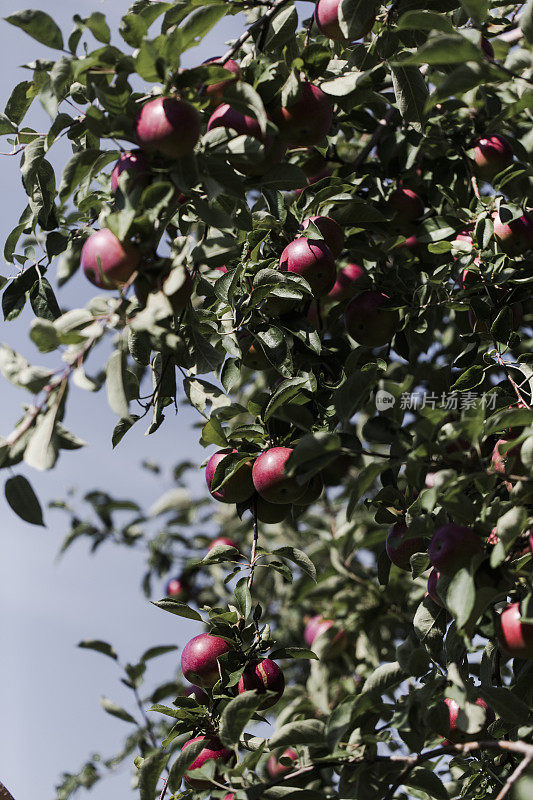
[175,631,285,787]
[386,520,533,660]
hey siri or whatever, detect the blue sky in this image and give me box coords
[0,2,254,797]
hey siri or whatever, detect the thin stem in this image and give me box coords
[351,108,395,170]
[219,0,293,63]
[247,495,259,590]
[0,782,16,800]
[158,777,168,800]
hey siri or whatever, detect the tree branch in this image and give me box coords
[0,782,15,800]
[220,0,293,63]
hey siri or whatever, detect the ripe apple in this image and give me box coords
[184,684,209,704]
[205,448,255,504]
[81,229,140,288]
[267,748,298,778]
[238,332,271,370]
[182,735,234,788]
[493,211,533,255]
[181,633,234,687]
[441,697,495,742]
[428,523,483,574]
[295,162,332,196]
[304,614,347,657]
[255,497,292,523]
[237,658,285,708]
[207,104,285,174]
[491,438,523,475]
[110,150,149,194]
[299,215,344,257]
[385,522,426,571]
[498,602,533,658]
[279,238,336,297]
[252,448,308,504]
[427,568,444,607]
[224,795,235,800]
[136,96,201,159]
[203,57,241,105]
[474,135,513,181]
[208,536,239,551]
[328,263,366,303]
[344,291,399,347]
[389,188,424,225]
[165,576,190,600]
[314,0,375,40]
[273,82,333,147]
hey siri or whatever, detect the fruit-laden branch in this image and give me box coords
[219,0,293,63]
[0,782,15,800]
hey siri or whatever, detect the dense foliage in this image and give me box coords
[1,1,533,799]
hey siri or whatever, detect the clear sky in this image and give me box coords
[0,2,255,798]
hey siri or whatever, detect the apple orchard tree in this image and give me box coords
[1,1,533,799]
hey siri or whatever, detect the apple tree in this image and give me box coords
[1,1,533,799]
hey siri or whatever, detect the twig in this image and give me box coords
[494,750,533,800]
[158,777,168,800]
[351,108,395,170]
[219,0,293,63]
[0,782,15,800]
[491,341,531,408]
[247,495,259,590]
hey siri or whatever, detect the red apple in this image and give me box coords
[267,748,298,778]
[427,568,444,607]
[208,103,262,139]
[182,735,234,788]
[165,577,190,600]
[255,497,291,523]
[252,448,308,504]
[304,614,347,656]
[181,633,234,687]
[184,684,209,704]
[389,188,424,224]
[208,536,239,551]
[328,263,366,303]
[205,448,254,504]
[314,0,375,39]
[493,211,533,255]
[474,135,513,181]
[344,291,399,347]
[279,238,336,297]
[273,82,333,147]
[224,795,235,800]
[81,229,140,288]
[491,438,523,475]
[299,215,344,257]
[441,697,494,742]
[498,602,533,658]
[295,163,332,196]
[110,150,150,194]
[136,96,200,159]
[238,332,271,370]
[203,57,241,105]
[385,522,425,571]
[238,658,285,709]
[428,523,483,574]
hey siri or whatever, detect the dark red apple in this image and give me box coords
[279,238,336,297]
[208,103,262,139]
[441,697,495,742]
[427,568,444,607]
[389,188,424,224]
[165,576,189,600]
[314,0,375,39]
[208,536,239,551]
[237,658,285,708]
[205,449,254,504]
[385,522,425,571]
[474,135,513,181]
[344,291,399,347]
[273,82,333,147]
[299,215,344,257]
[267,748,298,778]
[491,438,523,475]
[184,684,209,704]
[252,448,308,504]
[110,150,150,194]
[428,523,483,574]
[181,633,234,687]
[328,263,366,302]
[81,229,140,288]
[493,211,533,255]
[203,57,241,105]
[255,497,291,523]
[498,602,533,658]
[295,163,332,196]
[304,614,347,657]
[136,96,201,159]
[182,735,234,788]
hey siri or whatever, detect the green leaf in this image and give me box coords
[339,0,376,39]
[223,82,268,136]
[445,568,475,629]
[151,598,203,621]
[100,697,137,724]
[106,350,130,418]
[460,0,488,24]
[233,577,252,618]
[396,11,455,33]
[112,415,140,448]
[269,719,326,749]
[268,647,318,660]
[138,750,169,800]
[78,639,118,660]
[521,0,533,44]
[219,690,264,747]
[168,740,206,793]
[450,365,484,391]
[405,767,449,800]
[273,547,317,581]
[5,10,64,50]
[347,462,386,518]
[491,506,528,567]
[264,377,309,422]
[4,81,34,126]
[140,644,178,662]
[478,686,531,724]
[390,62,428,127]
[362,661,404,695]
[399,35,482,65]
[29,277,61,322]
[5,475,45,526]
